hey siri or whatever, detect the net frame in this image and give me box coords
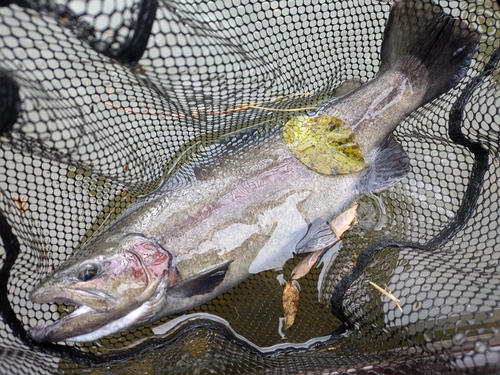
[0,0,499,374]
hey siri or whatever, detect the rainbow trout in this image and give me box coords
[28,0,479,342]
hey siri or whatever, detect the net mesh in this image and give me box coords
[0,0,499,373]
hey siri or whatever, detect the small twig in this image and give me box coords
[369,281,403,312]
[103,91,318,118]
[247,105,318,112]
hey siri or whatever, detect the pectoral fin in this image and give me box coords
[167,260,232,299]
[294,218,338,255]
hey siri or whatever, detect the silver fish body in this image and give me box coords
[28,0,479,343]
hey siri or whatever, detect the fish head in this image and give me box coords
[28,234,179,343]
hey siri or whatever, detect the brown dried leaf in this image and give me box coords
[330,202,358,239]
[12,195,29,216]
[291,202,358,281]
[282,280,300,330]
[282,202,359,331]
[291,249,325,280]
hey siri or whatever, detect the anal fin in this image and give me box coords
[358,136,410,194]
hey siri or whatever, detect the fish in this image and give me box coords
[27,0,479,343]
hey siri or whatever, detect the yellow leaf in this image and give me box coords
[283,115,367,175]
[282,280,300,330]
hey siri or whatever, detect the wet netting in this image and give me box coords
[0,0,500,373]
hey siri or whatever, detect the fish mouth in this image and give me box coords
[30,286,116,311]
[28,304,97,343]
[28,289,118,343]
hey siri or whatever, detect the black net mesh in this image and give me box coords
[0,0,499,373]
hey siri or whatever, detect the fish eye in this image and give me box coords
[77,262,100,281]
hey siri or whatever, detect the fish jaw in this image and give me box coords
[30,279,118,312]
[59,303,156,342]
[28,235,176,343]
[28,305,111,343]
[27,296,164,343]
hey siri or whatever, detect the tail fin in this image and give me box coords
[380,0,480,105]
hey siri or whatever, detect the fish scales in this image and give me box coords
[28,0,480,343]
